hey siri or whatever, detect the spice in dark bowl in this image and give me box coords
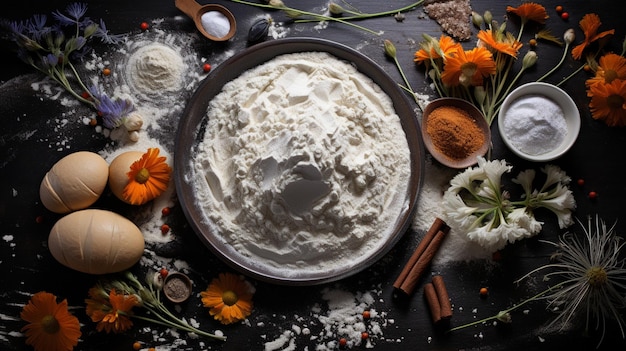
[421,97,491,168]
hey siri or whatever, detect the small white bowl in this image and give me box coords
[497,82,580,162]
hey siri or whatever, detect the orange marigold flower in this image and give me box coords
[21,291,81,351]
[587,79,626,127]
[506,2,549,24]
[201,273,254,325]
[571,13,615,60]
[441,47,497,87]
[414,35,462,64]
[586,53,626,87]
[477,30,523,58]
[123,147,172,205]
[85,288,139,333]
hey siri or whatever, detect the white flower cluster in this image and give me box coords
[442,157,576,252]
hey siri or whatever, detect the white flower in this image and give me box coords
[442,157,575,252]
[507,207,542,234]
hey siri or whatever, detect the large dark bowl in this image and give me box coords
[174,37,424,285]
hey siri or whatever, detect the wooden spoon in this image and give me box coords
[175,0,237,41]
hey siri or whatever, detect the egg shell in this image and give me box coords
[39,151,109,214]
[108,151,144,204]
[48,209,145,274]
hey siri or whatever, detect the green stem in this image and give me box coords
[325,1,425,21]
[555,65,583,87]
[447,282,564,333]
[537,42,570,82]
[227,0,380,35]
[135,307,227,341]
[393,56,419,104]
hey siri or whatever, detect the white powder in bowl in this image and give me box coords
[191,52,412,278]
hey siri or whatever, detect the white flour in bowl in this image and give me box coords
[191,51,412,277]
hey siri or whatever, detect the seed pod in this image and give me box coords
[248,18,271,43]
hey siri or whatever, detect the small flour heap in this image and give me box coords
[125,42,185,97]
[192,52,411,277]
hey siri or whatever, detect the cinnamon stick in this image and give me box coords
[393,217,449,293]
[432,275,452,320]
[423,282,441,324]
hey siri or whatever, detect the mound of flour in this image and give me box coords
[191,51,412,277]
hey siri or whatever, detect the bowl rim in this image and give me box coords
[497,81,581,162]
[421,97,491,169]
[173,37,425,286]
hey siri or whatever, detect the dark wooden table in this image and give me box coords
[1,1,625,350]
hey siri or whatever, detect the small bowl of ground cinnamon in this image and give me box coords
[422,98,491,168]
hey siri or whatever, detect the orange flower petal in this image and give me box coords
[20,292,81,351]
[588,79,626,127]
[506,2,548,24]
[122,148,172,205]
[200,273,254,325]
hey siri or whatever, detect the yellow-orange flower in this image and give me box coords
[21,291,81,351]
[506,2,548,24]
[441,47,496,87]
[586,53,626,87]
[201,273,254,325]
[123,147,172,205]
[414,35,462,64]
[587,79,626,127]
[85,287,139,333]
[477,30,523,58]
[571,13,615,60]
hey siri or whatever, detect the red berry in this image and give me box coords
[203,63,212,73]
[35,215,44,224]
[361,332,369,340]
[577,178,585,186]
[588,191,597,199]
[338,338,347,347]
[555,5,563,13]
[161,224,170,234]
[102,68,111,76]
[161,207,171,216]
[480,287,489,297]
[81,91,91,99]
[140,22,149,30]
[362,310,370,319]
[561,12,569,20]
[159,268,169,278]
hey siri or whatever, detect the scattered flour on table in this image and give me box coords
[263,286,391,350]
[412,144,491,264]
[191,51,412,277]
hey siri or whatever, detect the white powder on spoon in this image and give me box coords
[191,51,412,277]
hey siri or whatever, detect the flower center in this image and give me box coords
[222,290,238,306]
[604,69,618,83]
[606,94,625,109]
[586,266,608,287]
[41,314,60,334]
[135,168,150,184]
[460,62,478,78]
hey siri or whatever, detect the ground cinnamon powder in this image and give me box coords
[426,105,484,160]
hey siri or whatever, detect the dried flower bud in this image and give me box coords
[328,2,344,15]
[471,11,484,28]
[564,28,575,45]
[384,39,397,59]
[84,23,98,37]
[496,311,512,324]
[394,12,406,22]
[522,50,538,69]
[483,10,493,25]
[124,112,143,131]
[128,130,140,142]
[474,86,486,105]
[268,0,284,7]
[248,17,271,43]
